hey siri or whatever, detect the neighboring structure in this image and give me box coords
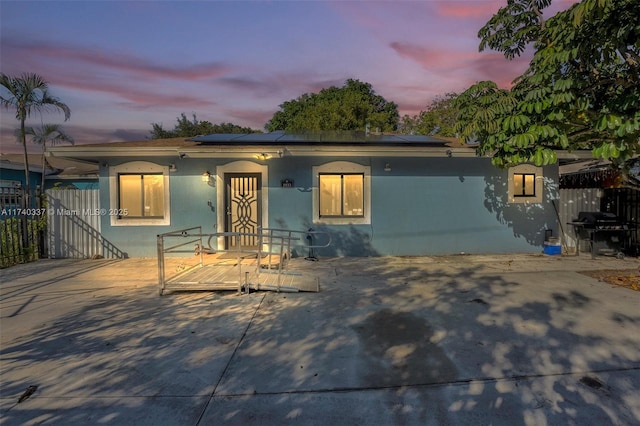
[558,158,639,256]
[0,153,98,190]
[0,155,44,198]
[47,131,590,258]
[1,154,100,264]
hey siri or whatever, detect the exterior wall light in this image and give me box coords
[254,153,272,161]
[384,163,391,172]
[201,171,212,183]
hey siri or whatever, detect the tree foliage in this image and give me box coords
[0,73,70,200]
[24,123,74,192]
[150,113,261,139]
[455,0,640,168]
[399,92,459,137]
[265,79,399,132]
[478,0,551,60]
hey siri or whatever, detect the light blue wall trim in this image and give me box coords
[96,156,559,257]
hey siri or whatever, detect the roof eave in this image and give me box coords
[50,145,481,159]
[45,174,99,180]
[555,150,597,160]
[48,147,180,159]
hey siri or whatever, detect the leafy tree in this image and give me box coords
[265,79,399,132]
[150,113,261,139]
[0,73,71,200]
[24,123,74,193]
[478,0,551,60]
[399,92,459,136]
[455,0,640,168]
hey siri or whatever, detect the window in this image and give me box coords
[319,173,364,217]
[109,162,170,226]
[508,164,543,204]
[313,162,370,224]
[118,174,164,218]
[513,173,536,197]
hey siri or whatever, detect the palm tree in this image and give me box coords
[0,73,71,204]
[25,124,74,194]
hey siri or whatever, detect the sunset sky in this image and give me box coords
[0,0,578,153]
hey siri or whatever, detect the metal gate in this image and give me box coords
[559,188,639,255]
[558,188,602,254]
[225,174,261,249]
[601,188,639,255]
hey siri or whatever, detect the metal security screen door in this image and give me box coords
[224,173,262,249]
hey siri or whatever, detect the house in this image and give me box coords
[47,131,591,258]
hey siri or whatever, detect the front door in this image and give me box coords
[224,173,262,250]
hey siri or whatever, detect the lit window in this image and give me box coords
[513,173,536,197]
[312,161,370,224]
[109,161,170,226]
[508,164,543,204]
[118,174,165,218]
[319,173,364,217]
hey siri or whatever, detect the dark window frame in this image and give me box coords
[513,173,536,197]
[117,172,165,219]
[318,172,365,218]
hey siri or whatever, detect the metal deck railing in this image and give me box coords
[156,227,331,296]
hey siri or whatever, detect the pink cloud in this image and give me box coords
[390,42,464,70]
[470,55,530,87]
[43,71,217,110]
[223,108,273,129]
[389,41,530,89]
[435,0,580,20]
[2,39,219,111]
[396,101,430,118]
[4,39,230,81]
[434,1,501,19]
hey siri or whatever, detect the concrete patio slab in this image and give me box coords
[1,254,639,425]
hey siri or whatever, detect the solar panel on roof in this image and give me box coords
[190,131,447,146]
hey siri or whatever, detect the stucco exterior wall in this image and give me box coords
[268,157,559,256]
[96,156,559,258]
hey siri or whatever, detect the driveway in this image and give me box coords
[1,254,639,425]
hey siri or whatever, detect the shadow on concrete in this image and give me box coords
[0,259,123,304]
[205,258,640,424]
[0,284,263,424]
[1,257,639,424]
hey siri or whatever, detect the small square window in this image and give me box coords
[508,165,543,204]
[513,173,536,197]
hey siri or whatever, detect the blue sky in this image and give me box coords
[0,0,578,153]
